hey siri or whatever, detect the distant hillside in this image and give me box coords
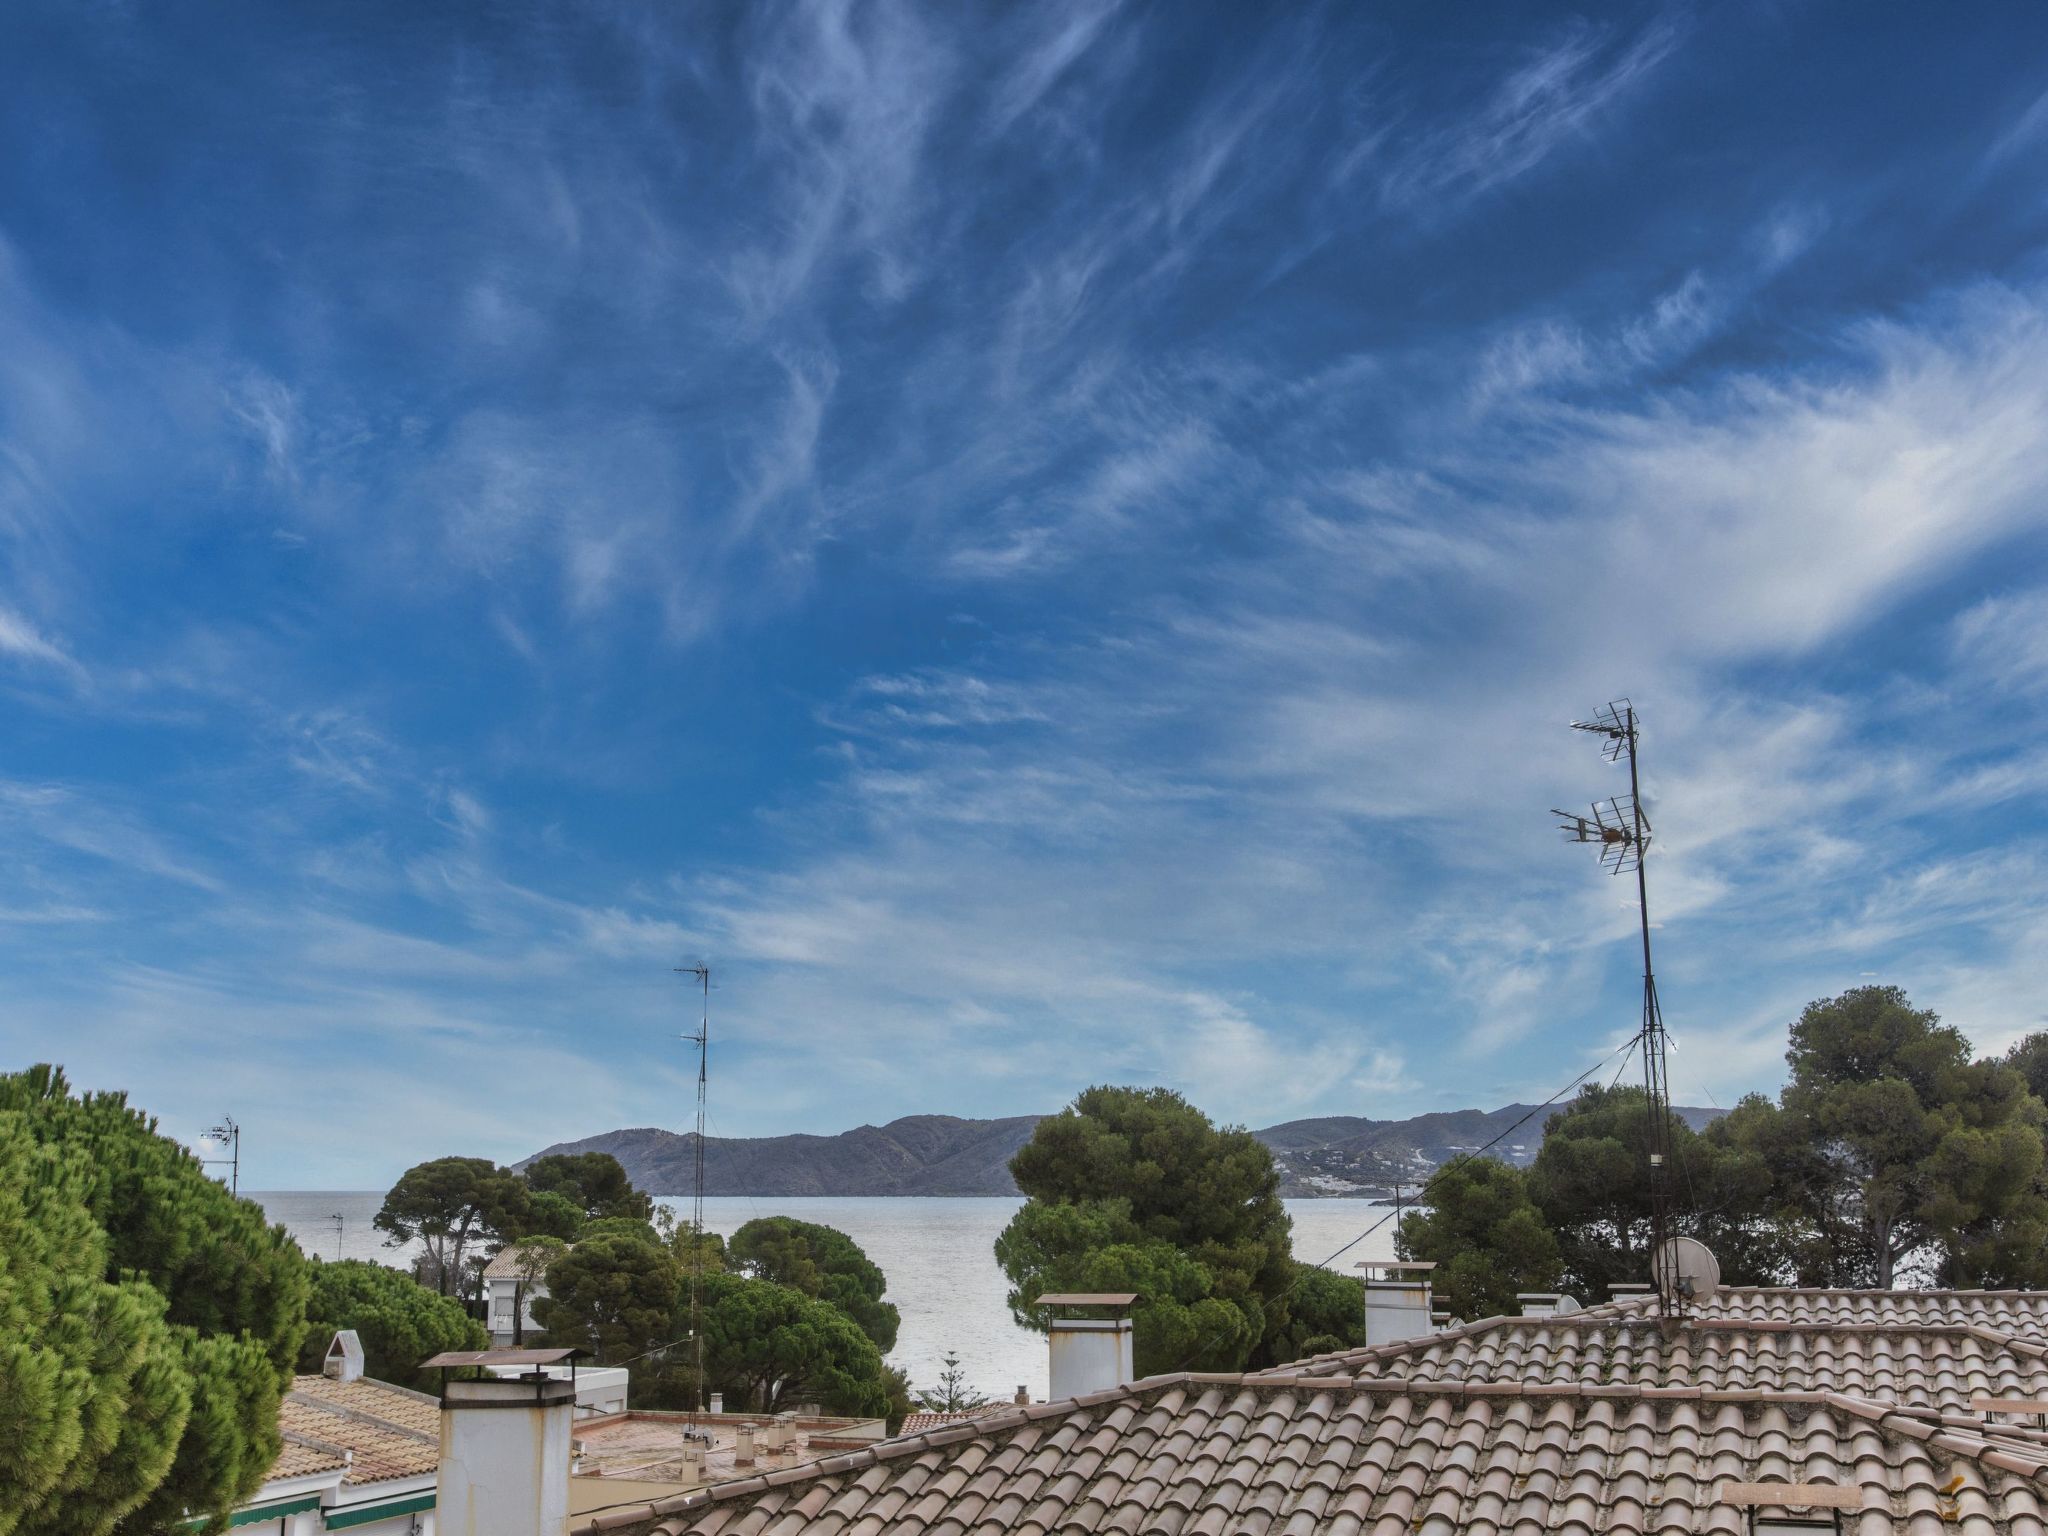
[528,1103,1722,1199]
[1254,1103,1721,1196]
[522,1115,1045,1197]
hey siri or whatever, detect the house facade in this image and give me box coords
[483,1242,567,1346]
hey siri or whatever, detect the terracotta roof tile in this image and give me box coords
[571,1372,2048,1536]
[278,1374,439,1486]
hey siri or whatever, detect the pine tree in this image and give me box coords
[913,1352,990,1413]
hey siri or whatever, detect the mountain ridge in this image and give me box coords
[528,1102,1722,1199]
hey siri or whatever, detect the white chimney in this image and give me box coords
[734,1425,756,1467]
[1040,1293,1136,1400]
[323,1330,365,1384]
[1517,1293,1561,1318]
[436,1370,576,1536]
[1357,1262,1436,1346]
[708,1392,723,1414]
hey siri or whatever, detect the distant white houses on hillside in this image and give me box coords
[484,1241,570,1346]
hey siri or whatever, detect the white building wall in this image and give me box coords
[487,1275,548,1344]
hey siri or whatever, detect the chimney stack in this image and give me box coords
[431,1350,578,1536]
[1014,1385,1030,1405]
[708,1392,723,1414]
[734,1425,756,1467]
[1039,1293,1137,1401]
[1357,1261,1437,1346]
[323,1330,365,1384]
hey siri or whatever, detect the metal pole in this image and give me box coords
[1622,709,1674,1316]
[676,965,711,1430]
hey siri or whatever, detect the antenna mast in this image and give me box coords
[1551,700,1677,1316]
[677,964,711,1426]
[203,1115,241,1197]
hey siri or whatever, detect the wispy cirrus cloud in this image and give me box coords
[4,2,2048,1179]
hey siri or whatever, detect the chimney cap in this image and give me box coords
[1036,1292,1138,1307]
[1354,1260,1436,1272]
[422,1346,584,1369]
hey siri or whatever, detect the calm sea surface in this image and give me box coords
[250,1191,1401,1401]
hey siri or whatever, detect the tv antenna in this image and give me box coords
[1552,699,1681,1317]
[328,1210,345,1261]
[201,1115,241,1197]
[677,964,711,1428]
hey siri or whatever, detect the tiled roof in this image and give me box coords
[1618,1287,2048,1331]
[279,1374,440,1486]
[1268,1316,2048,1411]
[897,1408,1006,1437]
[573,1375,2048,1536]
[270,1438,348,1481]
[486,1240,572,1279]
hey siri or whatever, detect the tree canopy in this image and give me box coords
[1526,1083,1777,1300]
[697,1273,892,1418]
[729,1216,900,1353]
[299,1259,487,1390]
[0,1109,183,1536]
[523,1151,654,1224]
[914,1351,991,1413]
[1714,987,2048,1287]
[996,1085,1295,1373]
[1397,1158,1562,1320]
[532,1231,681,1367]
[0,1064,310,1534]
[518,1188,587,1242]
[374,1155,531,1297]
[1260,1263,1368,1365]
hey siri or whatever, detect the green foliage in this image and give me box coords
[523,1152,654,1223]
[1398,1158,1562,1321]
[516,1189,586,1243]
[0,1111,184,1536]
[1719,986,2048,1287]
[729,1216,900,1352]
[696,1273,891,1418]
[996,1085,1294,1374]
[532,1231,680,1366]
[0,1064,310,1534]
[300,1260,487,1390]
[2006,1031,2048,1103]
[375,1156,531,1298]
[1260,1264,1368,1364]
[578,1215,664,1247]
[1527,1083,1776,1299]
[914,1351,991,1413]
[660,1214,727,1274]
[880,1363,914,1434]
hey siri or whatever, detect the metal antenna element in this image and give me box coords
[676,964,711,1429]
[1551,700,1679,1317]
[329,1210,345,1261]
[202,1115,241,1197]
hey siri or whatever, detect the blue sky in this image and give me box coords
[4,3,2048,1186]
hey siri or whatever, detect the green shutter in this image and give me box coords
[322,1491,436,1529]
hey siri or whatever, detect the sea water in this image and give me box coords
[250,1191,1402,1401]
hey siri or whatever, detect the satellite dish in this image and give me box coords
[1652,1237,1722,1306]
[1553,1294,1581,1316]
